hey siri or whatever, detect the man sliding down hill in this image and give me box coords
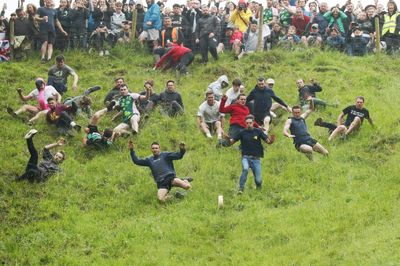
[83,107,117,149]
[16,129,66,182]
[129,140,193,203]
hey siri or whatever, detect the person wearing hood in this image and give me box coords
[207,75,229,101]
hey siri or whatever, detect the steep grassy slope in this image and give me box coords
[1,47,400,265]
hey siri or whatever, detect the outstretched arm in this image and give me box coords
[17,88,33,101]
[71,71,79,92]
[129,140,150,166]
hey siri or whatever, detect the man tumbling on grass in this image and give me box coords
[16,129,66,182]
[129,140,193,203]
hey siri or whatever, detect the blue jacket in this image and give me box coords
[143,3,162,30]
[130,149,185,182]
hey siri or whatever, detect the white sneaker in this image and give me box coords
[99,51,104,56]
[24,129,38,139]
[104,50,110,56]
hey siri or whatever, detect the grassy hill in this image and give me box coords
[1,47,400,265]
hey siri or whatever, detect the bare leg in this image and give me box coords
[47,44,53,60]
[28,109,48,124]
[15,105,39,115]
[328,125,347,141]
[172,178,191,190]
[215,121,223,139]
[157,188,172,203]
[263,116,271,132]
[89,108,108,126]
[40,41,48,59]
[345,117,361,135]
[199,122,212,138]
[313,143,329,156]
[299,144,313,161]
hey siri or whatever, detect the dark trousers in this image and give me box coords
[199,35,218,63]
[316,120,337,134]
[56,111,73,129]
[17,138,41,182]
[162,101,184,116]
[176,52,194,73]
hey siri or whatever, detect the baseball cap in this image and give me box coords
[266,78,275,84]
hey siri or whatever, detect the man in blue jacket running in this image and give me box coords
[129,140,192,202]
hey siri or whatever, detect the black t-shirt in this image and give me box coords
[343,105,370,126]
[234,128,268,158]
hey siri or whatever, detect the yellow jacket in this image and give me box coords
[230,9,253,33]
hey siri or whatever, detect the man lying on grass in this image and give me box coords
[129,140,192,203]
[16,129,66,182]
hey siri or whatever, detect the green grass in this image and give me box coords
[1,47,400,265]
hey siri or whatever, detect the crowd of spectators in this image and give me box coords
[0,0,399,64]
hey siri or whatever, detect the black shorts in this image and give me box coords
[206,122,217,134]
[88,125,99,134]
[295,137,318,151]
[156,175,175,191]
[254,112,271,126]
[40,30,56,44]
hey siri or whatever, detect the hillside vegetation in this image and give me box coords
[1,47,400,265]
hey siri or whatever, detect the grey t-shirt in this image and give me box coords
[48,64,75,85]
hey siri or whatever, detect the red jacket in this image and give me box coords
[219,95,260,128]
[155,44,192,68]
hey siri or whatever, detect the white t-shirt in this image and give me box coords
[197,100,224,123]
[28,85,58,100]
[225,87,241,106]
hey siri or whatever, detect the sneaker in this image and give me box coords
[88,48,94,54]
[181,177,193,183]
[237,189,243,195]
[40,58,46,64]
[106,100,116,112]
[314,118,323,126]
[99,51,104,56]
[174,191,185,199]
[24,129,38,139]
[73,124,82,132]
[104,50,110,56]
[7,107,18,118]
[88,85,101,94]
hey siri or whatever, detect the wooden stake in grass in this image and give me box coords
[375,16,381,53]
[257,5,264,52]
[131,8,137,42]
[9,18,15,60]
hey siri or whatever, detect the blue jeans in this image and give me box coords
[239,156,262,191]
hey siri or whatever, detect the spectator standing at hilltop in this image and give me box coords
[37,0,68,63]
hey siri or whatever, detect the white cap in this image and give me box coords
[266,78,275,84]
